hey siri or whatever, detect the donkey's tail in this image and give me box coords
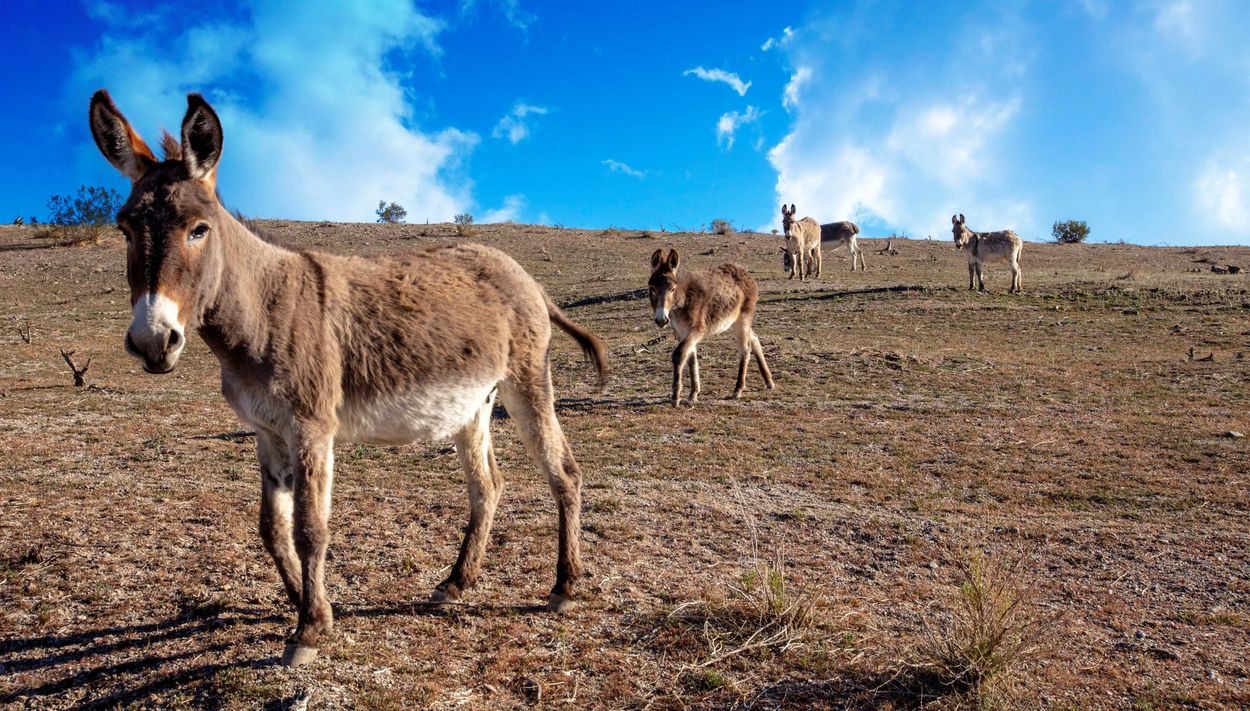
[546,298,609,386]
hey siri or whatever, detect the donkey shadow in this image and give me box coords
[0,606,285,708]
[0,599,554,708]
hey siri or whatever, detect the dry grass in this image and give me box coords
[914,547,1052,708]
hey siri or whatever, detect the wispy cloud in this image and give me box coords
[761,26,793,51]
[492,102,548,145]
[602,159,646,178]
[460,0,535,32]
[717,106,762,149]
[683,66,751,96]
[782,66,811,111]
[72,1,475,222]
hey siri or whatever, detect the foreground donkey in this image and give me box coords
[90,90,608,666]
[648,248,774,406]
[951,213,1024,293]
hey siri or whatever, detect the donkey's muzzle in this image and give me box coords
[126,292,186,374]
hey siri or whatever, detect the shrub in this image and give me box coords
[45,185,123,244]
[1052,219,1089,244]
[376,201,408,224]
[710,218,734,235]
[919,548,1051,705]
[453,213,474,226]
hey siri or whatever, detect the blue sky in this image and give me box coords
[2,0,1249,244]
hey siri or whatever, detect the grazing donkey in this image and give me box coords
[648,248,774,406]
[820,220,866,271]
[951,213,1024,293]
[89,90,608,667]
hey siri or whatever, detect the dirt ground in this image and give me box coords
[0,221,1247,709]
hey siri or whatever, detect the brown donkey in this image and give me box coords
[648,248,774,406]
[89,90,608,666]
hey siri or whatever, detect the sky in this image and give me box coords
[2,0,1249,244]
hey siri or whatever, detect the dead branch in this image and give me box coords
[16,320,31,344]
[60,348,91,386]
[877,238,899,255]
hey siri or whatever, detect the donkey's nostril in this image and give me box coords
[168,330,182,348]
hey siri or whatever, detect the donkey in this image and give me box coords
[951,213,1024,293]
[820,220,865,271]
[780,204,821,281]
[89,90,608,667]
[648,248,774,406]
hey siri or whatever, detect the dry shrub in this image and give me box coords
[916,547,1052,707]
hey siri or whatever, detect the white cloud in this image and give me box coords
[782,67,811,111]
[716,106,762,149]
[602,159,646,178]
[492,103,549,145]
[480,194,526,223]
[761,26,793,51]
[72,1,476,223]
[683,66,752,96]
[1195,159,1250,232]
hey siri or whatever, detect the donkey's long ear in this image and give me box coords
[952,214,958,225]
[667,248,681,271]
[89,90,156,182]
[650,248,665,271]
[959,213,965,224]
[181,93,223,187]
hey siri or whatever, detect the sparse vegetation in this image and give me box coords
[44,185,124,244]
[710,218,735,235]
[917,548,1051,706]
[1053,219,1090,244]
[375,201,408,224]
[454,212,475,237]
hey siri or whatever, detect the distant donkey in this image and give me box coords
[780,205,865,279]
[648,248,774,406]
[951,213,1023,293]
[780,204,822,280]
[89,89,608,666]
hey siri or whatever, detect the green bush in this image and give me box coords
[375,201,408,224]
[1052,219,1089,244]
[44,185,123,244]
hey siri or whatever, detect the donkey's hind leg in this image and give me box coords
[688,348,701,405]
[432,389,504,607]
[499,370,583,613]
[751,332,775,390]
[732,320,751,399]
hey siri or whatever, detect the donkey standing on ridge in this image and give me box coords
[780,204,822,281]
[90,90,608,666]
[951,213,1024,293]
[648,248,774,406]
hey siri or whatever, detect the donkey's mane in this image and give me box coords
[160,130,182,161]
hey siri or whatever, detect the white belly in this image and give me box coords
[337,380,497,444]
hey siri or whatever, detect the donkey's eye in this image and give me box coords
[189,223,209,241]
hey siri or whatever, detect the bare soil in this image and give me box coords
[0,222,1247,709]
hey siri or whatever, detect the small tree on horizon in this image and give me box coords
[1052,219,1090,244]
[376,200,408,224]
[45,185,124,244]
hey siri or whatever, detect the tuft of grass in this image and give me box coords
[917,547,1052,706]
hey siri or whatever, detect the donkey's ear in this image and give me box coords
[181,93,223,186]
[959,213,965,224]
[89,89,156,182]
[650,248,665,270]
[952,214,958,225]
[667,248,681,270]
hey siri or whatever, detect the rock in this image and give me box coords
[1134,629,1145,640]
[1211,264,1229,274]
[1224,431,1245,439]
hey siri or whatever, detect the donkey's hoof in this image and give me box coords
[766,381,776,391]
[546,593,577,614]
[428,588,461,611]
[729,391,744,400]
[281,643,319,667]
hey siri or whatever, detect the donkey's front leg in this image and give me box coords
[687,348,701,405]
[967,262,976,290]
[671,337,696,406]
[257,431,301,608]
[283,427,336,667]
